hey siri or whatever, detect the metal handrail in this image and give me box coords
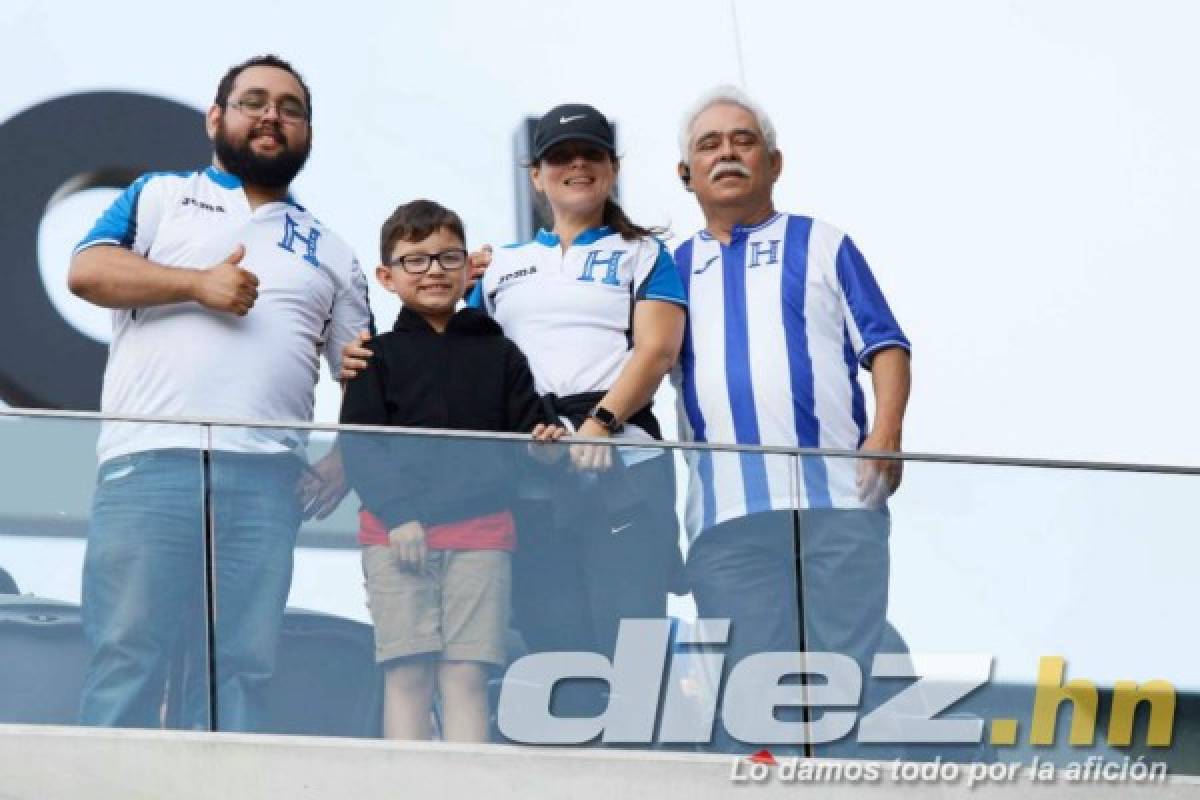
[2,405,1199,475]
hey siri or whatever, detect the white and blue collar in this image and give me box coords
[203,165,304,210]
[698,211,783,242]
[534,225,614,248]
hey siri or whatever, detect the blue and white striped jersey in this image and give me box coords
[76,166,372,463]
[673,212,910,538]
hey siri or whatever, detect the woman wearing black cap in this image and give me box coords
[468,103,687,673]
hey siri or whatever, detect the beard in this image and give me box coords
[214,118,311,190]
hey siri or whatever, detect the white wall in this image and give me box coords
[7,0,1200,465]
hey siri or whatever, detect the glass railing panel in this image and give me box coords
[209,428,379,737]
[209,425,804,750]
[51,411,1186,777]
[0,412,210,730]
[800,452,1197,774]
[668,444,804,755]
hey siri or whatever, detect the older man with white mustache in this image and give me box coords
[672,86,912,756]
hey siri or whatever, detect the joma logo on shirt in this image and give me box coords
[499,265,538,285]
[181,197,225,213]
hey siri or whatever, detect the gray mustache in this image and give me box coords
[709,162,751,180]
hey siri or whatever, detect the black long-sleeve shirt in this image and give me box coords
[339,306,548,529]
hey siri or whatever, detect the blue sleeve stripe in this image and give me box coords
[465,281,486,311]
[641,293,688,306]
[835,236,910,357]
[72,237,122,256]
[74,173,155,253]
[635,241,688,305]
[858,339,911,368]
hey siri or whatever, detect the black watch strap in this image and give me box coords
[588,405,623,434]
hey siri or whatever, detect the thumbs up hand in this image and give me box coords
[192,244,260,315]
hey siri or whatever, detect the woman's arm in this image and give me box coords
[578,299,685,438]
[570,299,684,469]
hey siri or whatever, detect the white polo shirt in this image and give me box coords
[75,166,372,463]
[468,226,686,400]
[674,212,910,538]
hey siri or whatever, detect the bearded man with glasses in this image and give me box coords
[68,54,372,731]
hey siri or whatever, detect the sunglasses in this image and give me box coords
[541,143,611,167]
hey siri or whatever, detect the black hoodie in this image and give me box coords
[339,306,549,530]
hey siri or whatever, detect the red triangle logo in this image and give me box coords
[748,749,777,766]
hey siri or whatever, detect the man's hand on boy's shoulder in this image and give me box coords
[465,244,492,295]
[340,331,373,383]
[388,520,427,573]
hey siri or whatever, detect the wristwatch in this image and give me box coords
[587,405,624,434]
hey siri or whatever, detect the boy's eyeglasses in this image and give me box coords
[541,144,610,167]
[227,93,309,124]
[387,249,469,274]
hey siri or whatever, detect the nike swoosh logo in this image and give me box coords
[694,255,719,275]
[611,522,633,535]
[560,114,585,125]
[101,464,136,482]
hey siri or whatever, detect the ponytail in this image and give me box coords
[602,197,665,241]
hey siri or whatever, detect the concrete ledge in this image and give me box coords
[1,725,1198,799]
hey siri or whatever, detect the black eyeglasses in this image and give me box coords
[541,143,610,167]
[227,92,309,124]
[387,248,469,274]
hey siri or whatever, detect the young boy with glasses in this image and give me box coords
[339,199,562,741]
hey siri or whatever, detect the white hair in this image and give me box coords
[678,84,778,164]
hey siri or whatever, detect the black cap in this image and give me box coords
[532,103,615,161]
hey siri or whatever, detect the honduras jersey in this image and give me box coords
[76,166,373,463]
[468,226,686,439]
[673,212,910,539]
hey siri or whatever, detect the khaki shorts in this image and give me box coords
[363,547,511,666]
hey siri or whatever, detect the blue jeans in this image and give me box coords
[685,508,890,756]
[79,449,303,731]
